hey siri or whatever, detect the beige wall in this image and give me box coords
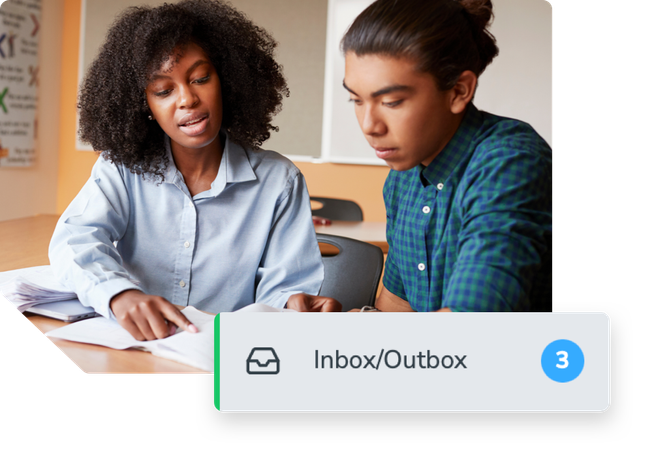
[232,0,328,159]
[0,0,64,222]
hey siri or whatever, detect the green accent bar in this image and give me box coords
[214,313,220,410]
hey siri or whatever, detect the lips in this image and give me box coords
[178,112,208,126]
[178,113,209,136]
[372,146,397,160]
[181,117,206,127]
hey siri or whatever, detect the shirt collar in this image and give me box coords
[162,131,257,196]
[420,103,484,188]
[222,133,257,184]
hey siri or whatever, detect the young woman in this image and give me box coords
[49,0,339,341]
[342,0,552,312]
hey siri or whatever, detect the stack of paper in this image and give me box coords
[0,266,76,312]
[46,306,215,372]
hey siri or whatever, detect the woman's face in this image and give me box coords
[146,42,222,156]
[343,52,463,171]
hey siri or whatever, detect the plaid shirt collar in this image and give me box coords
[420,103,484,188]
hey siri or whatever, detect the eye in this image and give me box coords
[149,85,172,98]
[193,75,210,84]
[348,97,363,106]
[382,100,403,108]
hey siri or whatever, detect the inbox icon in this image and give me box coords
[246,347,280,375]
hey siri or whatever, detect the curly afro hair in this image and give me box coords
[78,0,289,179]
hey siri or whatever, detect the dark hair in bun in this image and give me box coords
[341,0,499,90]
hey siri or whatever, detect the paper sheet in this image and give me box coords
[46,307,215,372]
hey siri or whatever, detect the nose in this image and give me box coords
[178,84,199,109]
[359,105,386,137]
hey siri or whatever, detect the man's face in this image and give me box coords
[343,53,459,171]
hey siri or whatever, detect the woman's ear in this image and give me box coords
[449,70,477,115]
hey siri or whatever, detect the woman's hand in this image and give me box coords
[286,293,342,312]
[110,290,198,341]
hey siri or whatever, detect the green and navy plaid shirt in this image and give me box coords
[383,104,552,312]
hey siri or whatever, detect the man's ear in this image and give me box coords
[449,70,477,115]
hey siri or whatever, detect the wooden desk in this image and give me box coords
[314,221,387,254]
[0,215,204,373]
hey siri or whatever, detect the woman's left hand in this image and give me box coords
[286,293,342,312]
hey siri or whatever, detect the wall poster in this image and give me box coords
[0,0,40,167]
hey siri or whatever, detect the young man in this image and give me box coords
[342,0,551,312]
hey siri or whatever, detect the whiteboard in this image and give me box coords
[321,0,552,165]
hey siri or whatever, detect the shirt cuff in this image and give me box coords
[89,278,144,320]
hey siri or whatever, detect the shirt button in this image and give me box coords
[184,241,190,248]
[418,263,426,271]
[422,206,431,214]
[436,183,444,190]
[188,201,194,208]
[179,280,186,288]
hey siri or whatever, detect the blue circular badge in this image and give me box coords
[541,339,585,383]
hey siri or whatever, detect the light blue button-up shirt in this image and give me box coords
[49,134,323,318]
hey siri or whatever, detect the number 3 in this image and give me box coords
[556,351,569,369]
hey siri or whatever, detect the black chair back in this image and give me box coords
[311,197,363,221]
[316,233,384,312]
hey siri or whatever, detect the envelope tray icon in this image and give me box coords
[246,347,280,375]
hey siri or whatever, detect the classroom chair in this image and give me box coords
[529,251,552,312]
[316,233,384,312]
[310,197,364,221]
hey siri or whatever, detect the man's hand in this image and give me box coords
[374,285,451,312]
[286,293,342,312]
[110,290,198,341]
[374,285,414,312]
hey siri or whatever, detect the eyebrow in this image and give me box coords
[149,60,212,82]
[342,81,412,98]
